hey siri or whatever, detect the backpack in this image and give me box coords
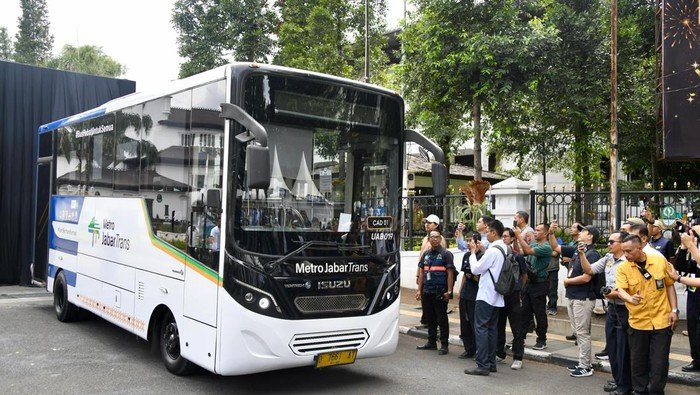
[488,245,517,295]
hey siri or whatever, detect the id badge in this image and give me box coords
[655,279,664,290]
[426,272,432,282]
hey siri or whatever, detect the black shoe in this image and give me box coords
[459,351,475,359]
[609,391,632,395]
[464,367,490,376]
[604,381,618,392]
[565,333,577,341]
[682,362,700,372]
[532,341,547,350]
[489,366,497,373]
[438,347,449,355]
[595,350,609,360]
[416,342,437,350]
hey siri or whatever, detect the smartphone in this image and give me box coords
[472,233,480,243]
[676,221,687,233]
[512,220,518,228]
[638,200,645,213]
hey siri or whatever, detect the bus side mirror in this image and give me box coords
[246,145,271,190]
[432,162,447,198]
[206,189,221,211]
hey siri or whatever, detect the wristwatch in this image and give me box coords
[672,308,680,315]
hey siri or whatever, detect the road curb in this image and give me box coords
[399,325,700,387]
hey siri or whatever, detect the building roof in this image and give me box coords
[407,155,507,182]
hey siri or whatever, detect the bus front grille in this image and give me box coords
[289,329,369,355]
[294,294,368,314]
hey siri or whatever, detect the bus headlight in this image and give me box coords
[258,297,270,310]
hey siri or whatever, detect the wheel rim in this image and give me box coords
[163,320,180,360]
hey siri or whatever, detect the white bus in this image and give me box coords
[37,63,447,375]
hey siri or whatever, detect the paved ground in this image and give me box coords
[397,287,700,387]
[0,285,697,394]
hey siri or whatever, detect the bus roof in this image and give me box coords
[38,63,400,134]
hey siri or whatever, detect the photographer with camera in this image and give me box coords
[550,223,602,378]
[671,222,700,373]
[415,229,455,355]
[515,223,553,351]
[457,232,485,360]
[579,231,631,394]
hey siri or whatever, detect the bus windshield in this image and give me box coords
[230,74,403,262]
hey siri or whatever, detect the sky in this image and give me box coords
[0,0,407,92]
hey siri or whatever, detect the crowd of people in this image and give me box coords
[414,209,700,394]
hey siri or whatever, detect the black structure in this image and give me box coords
[661,0,700,160]
[0,60,135,285]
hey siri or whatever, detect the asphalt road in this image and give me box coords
[0,295,695,395]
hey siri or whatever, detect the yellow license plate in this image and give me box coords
[315,349,357,368]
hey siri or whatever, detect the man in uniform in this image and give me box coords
[616,235,679,394]
[415,229,455,355]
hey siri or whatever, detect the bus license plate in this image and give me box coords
[315,349,357,368]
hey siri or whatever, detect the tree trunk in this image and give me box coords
[472,96,482,181]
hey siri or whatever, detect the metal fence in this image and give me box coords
[400,190,700,250]
[529,190,700,244]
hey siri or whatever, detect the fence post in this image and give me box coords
[529,190,536,228]
[408,197,414,251]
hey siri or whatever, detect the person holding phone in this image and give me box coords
[672,225,700,373]
[456,216,493,252]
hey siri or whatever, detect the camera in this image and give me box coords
[577,241,587,253]
[600,286,613,296]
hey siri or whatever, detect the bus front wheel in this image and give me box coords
[54,271,79,322]
[159,310,195,375]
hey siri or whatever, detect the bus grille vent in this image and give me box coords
[294,294,367,314]
[289,329,369,355]
[137,282,145,301]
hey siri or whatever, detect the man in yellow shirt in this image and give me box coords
[616,235,679,395]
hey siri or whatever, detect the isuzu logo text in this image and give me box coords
[318,280,351,290]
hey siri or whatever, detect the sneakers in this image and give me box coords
[567,364,583,372]
[595,351,609,360]
[511,360,523,370]
[565,333,577,341]
[495,355,507,364]
[547,308,557,316]
[438,346,449,355]
[458,351,475,359]
[570,367,594,377]
[532,341,547,350]
[603,381,618,392]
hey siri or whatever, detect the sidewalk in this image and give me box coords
[399,287,700,387]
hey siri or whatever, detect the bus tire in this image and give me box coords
[159,310,195,375]
[54,271,79,322]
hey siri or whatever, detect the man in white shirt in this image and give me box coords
[464,219,506,376]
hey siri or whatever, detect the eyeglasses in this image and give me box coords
[607,240,620,245]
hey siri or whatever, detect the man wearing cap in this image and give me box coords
[580,231,631,394]
[550,224,602,377]
[648,220,674,261]
[415,229,455,355]
[621,217,645,233]
[417,214,448,326]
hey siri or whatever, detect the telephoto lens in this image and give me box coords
[600,286,612,296]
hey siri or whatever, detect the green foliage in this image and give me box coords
[453,200,491,233]
[46,45,126,77]
[172,0,277,78]
[0,27,12,60]
[13,0,53,65]
[274,0,390,83]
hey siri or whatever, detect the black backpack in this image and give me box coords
[488,245,517,295]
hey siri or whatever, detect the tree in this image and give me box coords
[13,0,53,65]
[402,0,553,181]
[172,0,277,78]
[46,45,126,77]
[274,0,390,83]
[0,27,12,60]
